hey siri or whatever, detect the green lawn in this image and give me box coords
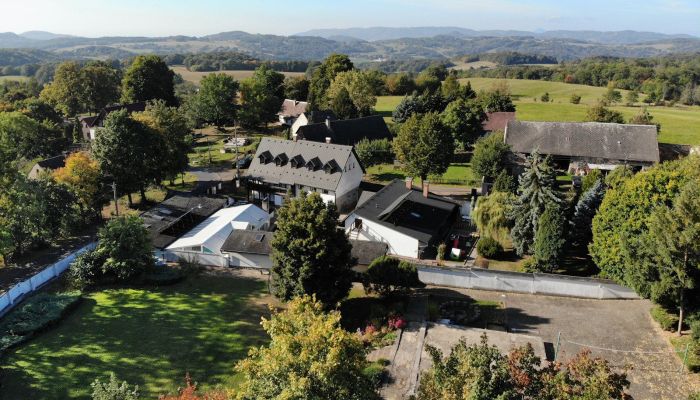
[376,78,700,145]
[366,162,478,186]
[0,275,274,399]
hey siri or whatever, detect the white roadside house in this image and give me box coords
[164,204,270,265]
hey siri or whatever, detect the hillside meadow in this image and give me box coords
[172,66,305,85]
[376,78,700,145]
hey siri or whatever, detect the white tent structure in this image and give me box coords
[166,204,270,257]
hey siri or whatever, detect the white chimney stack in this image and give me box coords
[325,137,332,144]
[405,177,413,190]
[423,180,430,198]
[325,116,331,129]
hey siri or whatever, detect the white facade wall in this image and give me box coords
[227,253,272,269]
[345,213,420,258]
[291,114,310,135]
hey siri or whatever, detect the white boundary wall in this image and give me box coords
[0,242,97,316]
[418,266,639,299]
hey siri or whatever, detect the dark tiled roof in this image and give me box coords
[353,179,459,244]
[350,240,388,265]
[141,193,227,249]
[504,121,660,163]
[279,99,308,118]
[221,229,272,255]
[483,112,516,132]
[36,154,66,170]
[79,115,99,127]
[245,137,361,191]
[296,115,392,146]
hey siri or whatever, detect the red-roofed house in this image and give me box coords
[482,112,516,133]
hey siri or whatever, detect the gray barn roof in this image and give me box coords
[504,121,659,163]
[296,115,392,146]
[221,229,272,255]
[245,137,361,191]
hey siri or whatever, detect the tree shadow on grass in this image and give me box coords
[0,275,273,400]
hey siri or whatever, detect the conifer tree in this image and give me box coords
[569,179,606,248]
[510,151,561,256]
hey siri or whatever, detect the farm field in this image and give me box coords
[0,75,29,83]
[366,162,478,186]
[376,78,700,145]
[0,274,275,399]
[172,66,305,85]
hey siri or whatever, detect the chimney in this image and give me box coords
[325,116,331,129]
[422,180,430,198]
[325,137,332,144]
[405,177,413,190]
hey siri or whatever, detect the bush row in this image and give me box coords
[0,291,82,355]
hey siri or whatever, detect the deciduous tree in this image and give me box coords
[121,55,176,106]
[470,131,510,179]
[326,70,377,118]
[393,112,454,182]
[40,61,83,116]
[53,151,105,220]
[441,98,486,148]
[474,191,515,246]
[238,64,285,128]
[308,54,354,110]
[270,192,354,307]
[234,295,380,400]
[80,61,121,113]
[191,73,239,128]
[96,215,154,281]
[585,101,624,123]
[283,76,309,101]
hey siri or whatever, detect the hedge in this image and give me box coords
[650,305,679,332]
[0,291,82,355]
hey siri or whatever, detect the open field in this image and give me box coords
[366,162,478,186]
[0,274,274,399]
[376,78,700,145]
[172,66,305,85]
[0,75,29,83]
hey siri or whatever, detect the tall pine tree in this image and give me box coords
[533,204,566,272]
[510,151,561,256]
[570,179,606,248]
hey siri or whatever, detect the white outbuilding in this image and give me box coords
[165,204,270,263]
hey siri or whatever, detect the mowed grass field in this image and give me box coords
[376,78,700,145]
[0,275,275,400]
[172,66,305,85]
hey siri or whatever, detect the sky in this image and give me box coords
[2,0,700,37]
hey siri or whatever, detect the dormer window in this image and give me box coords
[323,159,340,174]
[274,153,288,166]
[258,150,273,164]
[291,154,305,168]
[306,157,322,171]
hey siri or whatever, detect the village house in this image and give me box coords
[294,115,392,146]
[482,111,516,133]
[78,102,146,141]
[290,110,336,135]
[244,137,364,212]
[344,178,460,259]
[27,154,66,180]
[277,99,308,126]
[504,121,660,174]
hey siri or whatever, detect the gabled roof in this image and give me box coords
[166,204,269,252]
[296,115,392,146]
[352,179,459,244]
[504,121,660,163]
[245,137,361,191]
[36,154,66,170]
[141,194,227,249]
[79,115,99,127]
[221,229,272,255]
[86,102,147,128]
[279,99,309,118]
[483,112,516,132]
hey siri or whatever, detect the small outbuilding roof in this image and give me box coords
[350,240,388,265]
[166,204,269,254]
[504,121,660,163]
[221,229,272,255]
[279,99,309,118]
[482,112,516,132]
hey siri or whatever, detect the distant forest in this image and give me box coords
[459,54,700,104]
[164,52,312,72]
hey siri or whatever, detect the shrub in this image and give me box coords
[362,360,387,387]
[570,93,582,104]
[364,256,423,295]
[91,373,140,400]
[476,237,503,259]
[522,258,538,273]
[690,319,700,341]
[0,291,81,353]
[650,305,679,331]
[68,249,105,289]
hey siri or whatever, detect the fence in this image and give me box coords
[417,266,639,299]
[0,242,97,316]
[161,250,229,268]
